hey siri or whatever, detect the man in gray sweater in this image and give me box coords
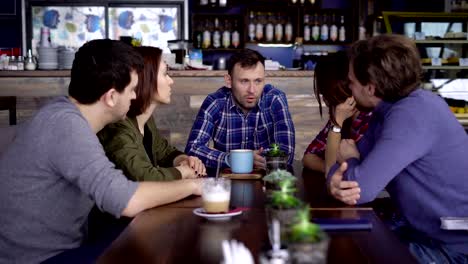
[0,39,202,263]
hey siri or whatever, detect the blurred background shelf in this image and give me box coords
[414,40,468,44]
[422,66,468,70]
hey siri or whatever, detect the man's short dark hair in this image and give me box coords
[227,49,265,76]
[68,39,144,104]
[349,34,422,102]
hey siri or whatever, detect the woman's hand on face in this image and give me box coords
[335,97,358,126]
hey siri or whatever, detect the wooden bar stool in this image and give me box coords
[0,96,17,125]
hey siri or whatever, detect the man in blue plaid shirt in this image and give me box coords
[185,49,295,169]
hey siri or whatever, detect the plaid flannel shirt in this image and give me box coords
[304,111,373,159]
[185,85,295,168]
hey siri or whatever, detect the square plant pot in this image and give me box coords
[265,207,300,244]
[288,234,330,264]
[266,156,288,174]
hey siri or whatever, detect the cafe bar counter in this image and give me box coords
[0,70,314,96]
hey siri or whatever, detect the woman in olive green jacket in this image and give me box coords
[98,46,206,182]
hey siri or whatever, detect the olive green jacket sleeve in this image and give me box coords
[98,116,184,181]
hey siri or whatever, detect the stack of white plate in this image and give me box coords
[37,47,58,70]
[58,47,75,70]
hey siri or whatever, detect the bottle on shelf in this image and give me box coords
[219,0,227,7]
[8,56,17,71]
[358,19,366,40]
[292,37,304,68]
[40,27,51,48]
[17,56,24,71]
[193,21,203,49]
[255,12,264,42]
[329,14,338,42]
[370,14,383,37]
[285,16,293,42]
[231,20,240,48]
[274,14,284,43]
[25,49,36,71]
[303,14,311,42]
[320,14,329,42]
[212,18,221,48]
[312,13,320,42]
[265,13,274,42]
[248,11,256,42]
[202,19,212,49]
[338,15,346,42]
[222,19,231,49]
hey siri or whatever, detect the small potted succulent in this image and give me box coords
[266,178,302,230]
[287,206,329,264]
[265,143,288,174]
[262,169,296,191]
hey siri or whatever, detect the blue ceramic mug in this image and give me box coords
[225,149,254,174]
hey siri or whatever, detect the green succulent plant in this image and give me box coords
[263,169,296,184]
[289,206,325,243]
[266,143,287,157]
[269,179,301,210]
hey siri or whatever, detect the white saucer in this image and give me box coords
[193,207,242,221]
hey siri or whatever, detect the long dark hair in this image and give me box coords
[314,51,351,126]
[127,46,163,118]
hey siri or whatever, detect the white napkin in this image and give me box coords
[222,239,254,264]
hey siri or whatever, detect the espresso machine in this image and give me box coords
[168,39,192,64]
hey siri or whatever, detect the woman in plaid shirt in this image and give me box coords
[303,52,372,174]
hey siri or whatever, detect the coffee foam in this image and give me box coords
[203,189,230,202]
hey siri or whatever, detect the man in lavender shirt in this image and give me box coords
[327,34,468,263]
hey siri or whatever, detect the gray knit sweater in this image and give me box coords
[0,97,138,263]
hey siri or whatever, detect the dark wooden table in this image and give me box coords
[97,164,417,264]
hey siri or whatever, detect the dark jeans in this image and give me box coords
[389,216,468,264]
[42,206,131,264]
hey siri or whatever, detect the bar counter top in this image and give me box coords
[0,70,314,78]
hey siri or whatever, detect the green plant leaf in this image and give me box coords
[270,191,301,209]
[288,205,325,243]
[266,143,287,157]
[263,170,296,184]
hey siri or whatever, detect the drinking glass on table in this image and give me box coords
[202,178,231,213]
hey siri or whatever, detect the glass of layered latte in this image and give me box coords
[202,178,231,213]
